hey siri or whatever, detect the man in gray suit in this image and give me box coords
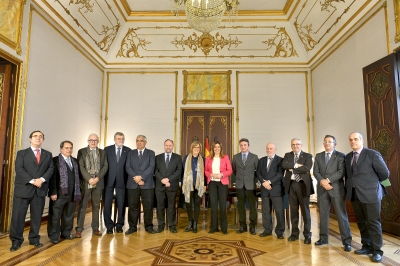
[76,133,108,238]
[314,135,352,251]
[125,135,156,234]
[232,138,259,235]
[345,132,389,263]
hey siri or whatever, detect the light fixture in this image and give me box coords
[170,0,240,33]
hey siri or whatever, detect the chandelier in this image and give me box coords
[170,0,240,33]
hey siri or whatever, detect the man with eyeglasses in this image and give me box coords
[313,135,352,252]
[75,133,108,238]
[282,138,314,244]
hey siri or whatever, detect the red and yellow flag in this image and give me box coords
[205,137,210,158]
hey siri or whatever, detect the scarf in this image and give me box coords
[85,146,100,177]
[58,154,81,201]
[182,154,205,203]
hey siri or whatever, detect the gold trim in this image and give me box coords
[104,72,110,147]
[383,1,390,54]
[99,71,105,147]
[310,70,316,155]
[394,0,400,43]
[236,71,239,153]
[236,71,311,153]
[0,0,26,55]
[174,71,178,145]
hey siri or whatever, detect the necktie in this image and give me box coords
[139,150,142,163]
[117,147,121,163]
[66,157,73,170]
[242,154,247,166]
[35,149,40,164]
[325,153,330,166]
[267,157,272,172]
[352,152,358,172]
[166,154,170,168]
[293,154,301,182]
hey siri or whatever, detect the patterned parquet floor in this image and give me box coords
[0,205,400,265]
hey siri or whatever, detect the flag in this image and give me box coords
[205,137,210,158]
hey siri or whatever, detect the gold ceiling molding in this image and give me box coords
[0,0,26,55]
[262,27,298,57]
[294,0,357,52]
[116,28,150,58]
[55,0,120,53]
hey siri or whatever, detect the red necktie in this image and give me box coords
[35,149,40,164]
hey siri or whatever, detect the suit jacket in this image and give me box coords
[314,150,346,198]
[205,155,233,185]
[126,148,156,189]
[256,155,284,197]
[345,147,389,203]
[282,151,314,196]
[232,152,259,190]
[14,147,54,198]
[154,152,183,192]
[48,156,78,198]
[104,145,132,189]
[77,147,108,189]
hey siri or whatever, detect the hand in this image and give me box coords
[50,195,57,201]
[133,176,142,183]
[33,178,43,188]
[262,181,272,190]
[165,181,171,188]
[325,184,333,190]
[94,177,99,184]
[161,178,169,185]
[320,179,330,188]
[89,178,95,185]
[289,169,293,172]
[138,180,145,186]
[297,164,303,167]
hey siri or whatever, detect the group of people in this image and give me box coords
[9,130,389,263]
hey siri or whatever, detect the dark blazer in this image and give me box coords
[77,147,108,189]
[48,156,78,198]
[314,150,345,198]
[345,148,389,203]
[14,147,54,198]
[154,153,182,192]
[126,148,155,189]
[232,152,259,190]
[256,155,284,197]
[104,145,132,189]
[282,151,314,196]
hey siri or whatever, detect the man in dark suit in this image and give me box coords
[104,132,131,234]
[76,133,108,237]
[154,139,182,233]
[314,135,352,251]
[47,140,81,244]
[232,138,259,235]
[346,132,389,263]
[10,130,54,252]
[256,142,285,239]
[125,135,156,234]
[282,138,314,244]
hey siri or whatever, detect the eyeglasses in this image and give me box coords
[88,139,99,142]
[136,140,146,142]
[291,143,301,146]
[323,141,334,144]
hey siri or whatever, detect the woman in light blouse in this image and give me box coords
[182,141,206,233]
[205,141,233,234]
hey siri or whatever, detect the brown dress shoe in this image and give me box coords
[93,230,102,236]
[75,232,82,238]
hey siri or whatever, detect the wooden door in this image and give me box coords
[181,109,233,159]
[362,53,400,235]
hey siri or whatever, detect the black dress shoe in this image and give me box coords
[156,228,164,233]
[116,227,123,233]
[222,231,228,235]
[10,244,21,252]
[29,242,44,248]
[344,244,351,252]
[354,248,372,255]
[259,231,272,237]
[249,228,256,235]
[304,237,312,244]
[170,227,177,233]
[277,235,284,239]
[61,234,74,240]
[51,239,59,244]
[237,227,247,234]
[106,228,114,234]
[288,235,299,241]
[145,228,155,234]
[314,239,328,246]
[371,254,382,263]
[208,230,216,234]
[125,228,137,235]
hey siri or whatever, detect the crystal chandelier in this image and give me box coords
[170,0,240,33]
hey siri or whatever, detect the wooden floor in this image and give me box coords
[1,205,400,266]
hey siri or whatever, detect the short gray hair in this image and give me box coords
[136,135,147,142]
[88,133,99,140]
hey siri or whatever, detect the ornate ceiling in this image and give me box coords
[34,0,381,67]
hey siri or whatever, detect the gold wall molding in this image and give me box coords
[116,28,150,58]
[0,0,26,55]
[394,0,400,42]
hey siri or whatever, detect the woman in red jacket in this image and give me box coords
[205,141,233,234]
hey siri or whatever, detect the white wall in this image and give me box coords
[312,9,388,154]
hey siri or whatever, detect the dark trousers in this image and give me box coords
[289,181,311,238]
[155,189,178,229]
[262,196,285,236]
[351,188,383,255]
[318,192,352,244]
[208,181,229,232]
[127,187,154,230]
[9,195,45,245]
[103,186,126,229]
[236,188,257,228]
[47,195,76,241]
[186,189,201,223]
[76,187,102,232]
